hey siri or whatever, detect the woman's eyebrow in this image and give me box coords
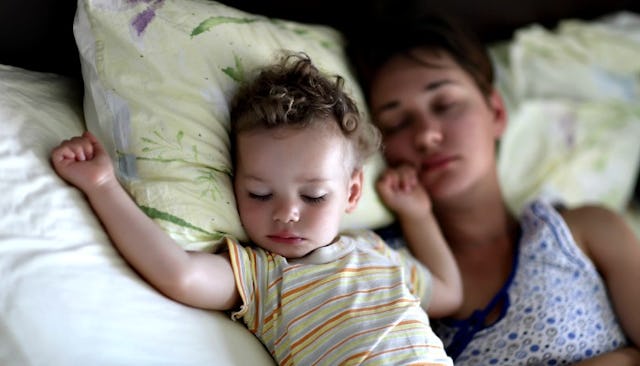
[374,79,456,115]
[425,79,455,91]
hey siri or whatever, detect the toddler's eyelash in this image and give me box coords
[249,193,271,201]
[303,195,326,204]
[248,193,325,204]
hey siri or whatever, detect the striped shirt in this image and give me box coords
[226,229,452,366]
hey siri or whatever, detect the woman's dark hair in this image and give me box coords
[347,14,494,101]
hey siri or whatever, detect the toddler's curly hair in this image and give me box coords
[230,52,381,169]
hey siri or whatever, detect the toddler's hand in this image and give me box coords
[51,131,117,194]
[376,165,432,219]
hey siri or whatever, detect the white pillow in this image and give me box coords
[492,13,640,214]
[498,99,640,214]
[74,0,392,252]
[0,63,274,365]
[504,13,640,106]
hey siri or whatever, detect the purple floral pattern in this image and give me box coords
[130,0,164,36]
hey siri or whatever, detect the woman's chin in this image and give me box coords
[424,178,467,203]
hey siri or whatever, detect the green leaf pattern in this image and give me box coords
[190,16,258,37]
[139,205,225,241]
[222,54,245,82]
[140,129,188,158]
[138,128,229,201]
[126,10,342,241]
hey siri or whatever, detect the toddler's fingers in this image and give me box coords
[83,139,95,160]
[73,135,97,160]
[50,148,66,164]
[52,135,94,162]
[86,131,106,157]
[51,144,77,162]
[395,166,417,192]
[69,144,87,161]
[382,170,402,191]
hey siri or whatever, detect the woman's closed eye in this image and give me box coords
[432,97,465,118]
[433,102,455,113]
[380,118,410,136]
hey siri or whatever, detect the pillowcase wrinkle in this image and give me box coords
[75,0,392,252]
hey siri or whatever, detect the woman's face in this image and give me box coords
[369,49,506,202]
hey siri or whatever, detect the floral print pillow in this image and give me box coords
[74,0,392,251]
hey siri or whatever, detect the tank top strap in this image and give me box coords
[442,233,521,360]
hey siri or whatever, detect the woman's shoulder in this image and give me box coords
[517,200,601,263]
[520,200,621,239]
[522,199,622,228]
[559,203,639,262]
[558,203,622,227]
[520,199,633,256]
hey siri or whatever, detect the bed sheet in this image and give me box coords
[3,11,640,365]
[0,64,273,365]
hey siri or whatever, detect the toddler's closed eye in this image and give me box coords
[249,193,272,201]
[302,195,326,204]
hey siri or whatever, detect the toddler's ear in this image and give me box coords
[345,168,364,213]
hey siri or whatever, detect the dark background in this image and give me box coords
[2,0,639,201]
[2,0,639,79]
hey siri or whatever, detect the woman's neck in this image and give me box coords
[433,183,518,253]
[434,184,521,320]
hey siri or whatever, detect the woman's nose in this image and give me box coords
[414,117,443,151]
[273,200,300,223]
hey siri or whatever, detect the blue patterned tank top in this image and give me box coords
[430,200,628,365]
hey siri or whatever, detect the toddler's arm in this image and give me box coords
[376,166,462,318]
[51,132,239,310]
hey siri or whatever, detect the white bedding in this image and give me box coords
[493,11,640,215]
[2,11,640,366]
[0,64,274,365]
[491,11,640,239]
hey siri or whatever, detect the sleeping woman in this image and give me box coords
[349,14,640,365]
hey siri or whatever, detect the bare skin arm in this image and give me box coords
[51,132,240,310]
[572,347,640,365]
[563,205,640,363]
[376,166,462,318]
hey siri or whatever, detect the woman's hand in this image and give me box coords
[51,131,117,194]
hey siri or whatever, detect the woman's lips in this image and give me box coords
[421,155,455,172]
